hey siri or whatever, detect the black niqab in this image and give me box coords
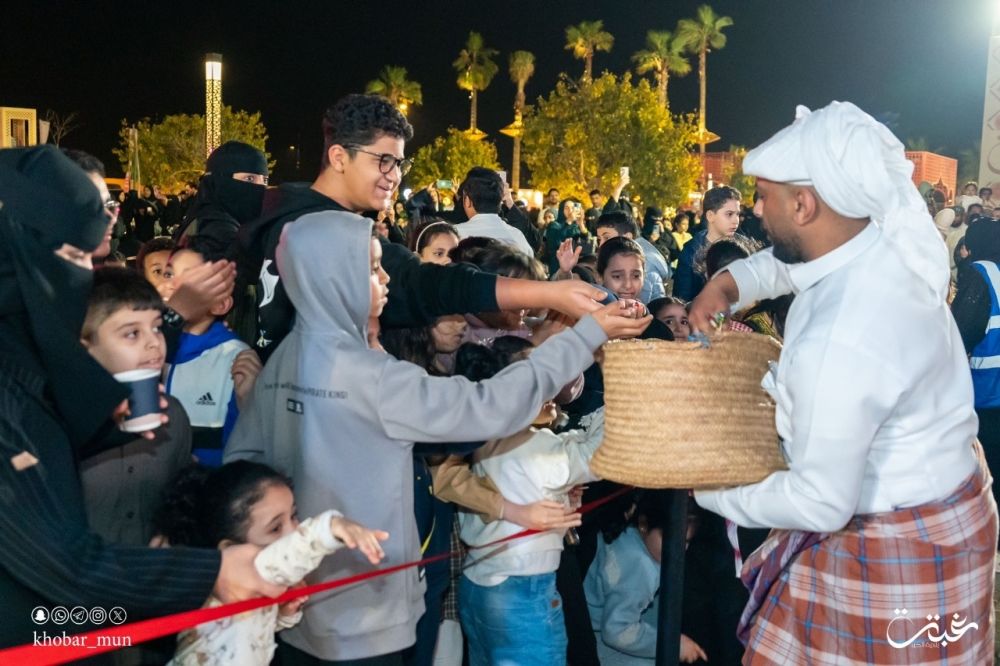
[0,146,128,445]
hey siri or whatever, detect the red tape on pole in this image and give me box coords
[0,486,633,665]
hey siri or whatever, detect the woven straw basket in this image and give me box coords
[590,332,787,489]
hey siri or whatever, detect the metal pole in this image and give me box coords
[654,489,687,666]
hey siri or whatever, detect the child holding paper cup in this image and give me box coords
[78,266,191,547]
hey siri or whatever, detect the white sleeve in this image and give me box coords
[723,248,796,311]
[254,509,344,586]
[539,408,605,494]
[695,339,904,532]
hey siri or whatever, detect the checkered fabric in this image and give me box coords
[739,445,998,665]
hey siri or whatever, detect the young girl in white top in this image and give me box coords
[151,461,388,666]
[454,336,605,666]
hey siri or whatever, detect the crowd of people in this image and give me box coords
[0,93,997,666]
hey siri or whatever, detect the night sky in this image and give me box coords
[2,0,995,184]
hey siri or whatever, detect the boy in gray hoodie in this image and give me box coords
[225,210,650,663]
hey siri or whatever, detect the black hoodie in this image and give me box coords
[238,183,499,360]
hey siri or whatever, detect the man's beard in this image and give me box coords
[767,229,805,264]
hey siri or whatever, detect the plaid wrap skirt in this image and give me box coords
[740,444,998,665]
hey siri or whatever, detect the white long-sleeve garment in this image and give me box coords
[695,222,978,532]
[168,510,343,666]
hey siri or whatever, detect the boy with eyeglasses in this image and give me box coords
[239,94,612,359]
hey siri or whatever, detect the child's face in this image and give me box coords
[369,238,390,319]
[419,232,458,265]
[243,483,299,548]
[430,315,467,354]
[676,217,689,233]
[706,199,741,238]
[602,253,644,301]
[595,226,620,247]
[159,249,204,302]
[143,250,172,289]
[83,306,165,375]
[656,304,691,340]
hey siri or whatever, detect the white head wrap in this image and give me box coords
[743,101,950,300]
[932,208,956,238]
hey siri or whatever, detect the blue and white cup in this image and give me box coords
[113,368,162,433]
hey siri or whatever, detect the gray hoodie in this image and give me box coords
[225,210,608,661]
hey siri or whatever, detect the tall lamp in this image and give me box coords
[205,53,223,158]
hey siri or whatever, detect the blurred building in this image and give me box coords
[1,107,38,147]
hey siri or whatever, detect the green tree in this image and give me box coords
[452,32,499,134]
[365,66,423,115]
[632,30,691,109]
[677,5,733,153]
[522,72,700,207]
[564,20,614,82]
[408,128,501,190]
[720,145,756,202]
[113,106,271,192]
[508,50,536,190]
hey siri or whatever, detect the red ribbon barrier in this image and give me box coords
[0,485,632,665]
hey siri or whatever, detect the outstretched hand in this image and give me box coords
[330,516,390,565]
[688,271,739,335]
[591,300,653,340]
[543,280,606,320]
[556,238,582,275]
[504,499,582,531]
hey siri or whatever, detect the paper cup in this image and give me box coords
[113,368,162,433]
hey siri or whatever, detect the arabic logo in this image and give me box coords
[887,608,979,648]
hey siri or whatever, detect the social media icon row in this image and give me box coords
[31,606,126,626]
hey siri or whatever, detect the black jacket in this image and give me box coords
[0,353,219,649]
[238,183,500,360]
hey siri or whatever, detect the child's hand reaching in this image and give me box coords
[504,499,582,531]
[330,516,390,565]
[680,633,708,663]
[591,300,653,340]
[556,238,581,276]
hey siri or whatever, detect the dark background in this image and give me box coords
[1,0,994,183]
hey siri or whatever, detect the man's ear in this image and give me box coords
[327,145,349,173]
[792,187,820,227]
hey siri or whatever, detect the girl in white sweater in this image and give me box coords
[152,461,388,666]
[453,337,605,666]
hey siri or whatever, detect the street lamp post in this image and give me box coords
[205,53,222,158]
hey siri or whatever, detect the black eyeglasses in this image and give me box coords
[344,145,413,176]
[104,199,120,213]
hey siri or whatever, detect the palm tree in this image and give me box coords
[365,66,423,116]
[507,50,535,190]
[677,5,733,153]
[564,20,614,82]
[632,30,691,109]
[452,32,499,135]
